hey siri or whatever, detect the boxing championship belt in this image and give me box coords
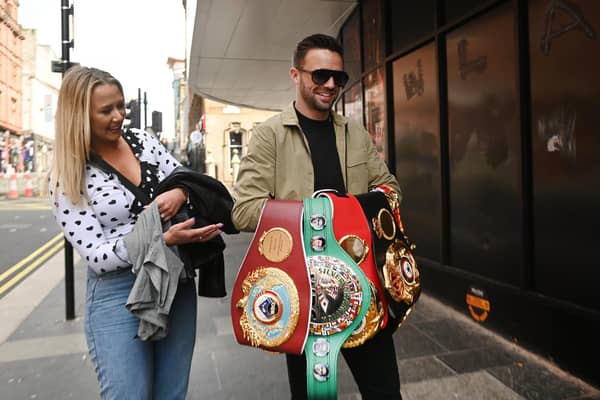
[231,200,311,354]
[303,197,371,400]
[319,191,389,345]
[355,189,421,330]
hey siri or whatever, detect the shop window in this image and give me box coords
[362,0,384,70]
[342,9,362,85]
[528,0,600,311]
[446,3,521,284]
[392,43,441,263]
[363,67,387,161]
[343,82,363,127]
[390,0,435,54]
[222,122,248,182]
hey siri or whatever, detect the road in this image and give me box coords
[0,197,62,299]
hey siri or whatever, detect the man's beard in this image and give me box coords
[300,80,337,113]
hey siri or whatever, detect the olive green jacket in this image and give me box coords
[231,103,401,232]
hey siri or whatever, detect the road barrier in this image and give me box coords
[24,173,33,197]
[7,174,19,199]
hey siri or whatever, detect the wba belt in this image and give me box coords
[355,189,421,330]
[231,200,311,354]
[303,196,371,400]
[319,191,389,345]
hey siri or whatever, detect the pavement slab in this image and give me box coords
[0,232,598,400]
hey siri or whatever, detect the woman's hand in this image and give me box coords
[163,218,224,246]
[154,188,187,221]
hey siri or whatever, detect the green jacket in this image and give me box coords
[231,103,401,232]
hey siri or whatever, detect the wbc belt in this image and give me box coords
[303,197,371,400]
[319,191,389,345]
[355,189,421,330]
[231,200,311,354]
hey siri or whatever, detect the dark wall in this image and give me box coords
[337,0,600,386]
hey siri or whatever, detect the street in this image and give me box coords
[0,197,62,299]
[1,226,598,399]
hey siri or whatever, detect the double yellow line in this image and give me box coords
[0,233,64,296]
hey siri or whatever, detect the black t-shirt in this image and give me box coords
[295,107,346,193]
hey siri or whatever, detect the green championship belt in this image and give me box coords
[303,197,371,399]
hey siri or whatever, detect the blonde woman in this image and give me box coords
[50,66,222,399]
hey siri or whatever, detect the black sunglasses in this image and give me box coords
[297,68,349,87]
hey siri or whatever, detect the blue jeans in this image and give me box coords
[85,269,197,400]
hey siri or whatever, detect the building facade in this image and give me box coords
[0,0,24,173]
[186,0,598,385]
[21,28,60,172]
[334,0,598,386]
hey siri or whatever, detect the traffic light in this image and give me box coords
[151,111,163,134]
[124,100,140,130]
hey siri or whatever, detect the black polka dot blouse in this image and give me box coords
[50,129,180,275]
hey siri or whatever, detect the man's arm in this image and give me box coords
[231,124,276,232]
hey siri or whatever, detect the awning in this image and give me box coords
[188,0,357,111]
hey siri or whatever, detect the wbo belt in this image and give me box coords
[319,190,389,345]
[230,200,311,354]
[355,189,421,330]
[303,196,371,400]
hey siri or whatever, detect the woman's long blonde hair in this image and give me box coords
[50,66,123,205]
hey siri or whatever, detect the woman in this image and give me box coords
[49,66,221,399]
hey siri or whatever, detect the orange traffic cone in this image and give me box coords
[24,172,33,197]
[7,173,18,199]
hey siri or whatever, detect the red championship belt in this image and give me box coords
[231,200,311,354]
[321,192,390,342]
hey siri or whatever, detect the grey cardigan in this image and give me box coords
[124,202,184,341]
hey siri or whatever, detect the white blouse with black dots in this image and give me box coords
[50,129,180,275]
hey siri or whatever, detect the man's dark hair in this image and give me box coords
[293,33,343,68]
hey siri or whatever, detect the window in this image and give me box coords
[342,9,362,85]
[528,0,600,311]
[446,3,522,284]
[362,0,384,70]
[363,67,387,160]
[392,43,441,262]
[343,83,363,127]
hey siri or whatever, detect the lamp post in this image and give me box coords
[52,0,77,321]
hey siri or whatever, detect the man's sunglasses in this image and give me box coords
[297,68,350,87]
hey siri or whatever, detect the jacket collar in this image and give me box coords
[281,101,348,128]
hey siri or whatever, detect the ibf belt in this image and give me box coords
[303,197,371,400]
[231,200,311,354]
[355,190,421,330]
[319,191,389,346]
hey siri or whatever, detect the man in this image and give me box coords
[232,33,402,399]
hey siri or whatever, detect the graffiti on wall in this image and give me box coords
[541,0,596,55]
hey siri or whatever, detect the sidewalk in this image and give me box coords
[1,232,598,400]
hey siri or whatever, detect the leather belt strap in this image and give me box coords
[231,200,311,354]
[303,197,371,400]
[320,191,389,340]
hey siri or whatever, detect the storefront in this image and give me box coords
[334,0,598,386]
[188,0,599,385]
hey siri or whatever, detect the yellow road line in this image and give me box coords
[0,233,64,283]
[0,241,64,295]
[0,204,51,210]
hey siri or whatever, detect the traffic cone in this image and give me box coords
[7,173,19,199]
[24,172,33,197]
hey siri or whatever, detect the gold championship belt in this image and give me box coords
[231,200,312,354]
[356,186,421,330]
